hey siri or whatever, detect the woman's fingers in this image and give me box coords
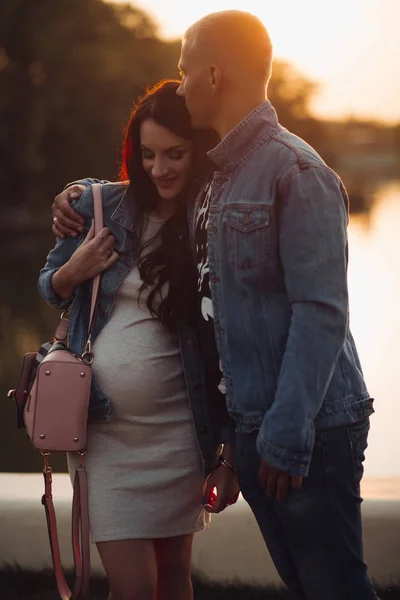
[92,227,111,247]
[105,251,119,268]
[81,224,94,245]
[102,234,115,252]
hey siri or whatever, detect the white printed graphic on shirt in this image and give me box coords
[201,296,214,321]
[196,181,212,292]
[195,180,226,396]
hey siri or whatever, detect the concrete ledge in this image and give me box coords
[1,474,399,587]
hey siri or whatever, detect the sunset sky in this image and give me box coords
[111,0,400,123]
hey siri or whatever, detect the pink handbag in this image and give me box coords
[8,183,104,600]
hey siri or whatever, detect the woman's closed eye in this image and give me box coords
[141,148,188,161]
[168,149,187,160]
[141,149,154,160]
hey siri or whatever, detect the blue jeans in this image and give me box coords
[233,419,378,600]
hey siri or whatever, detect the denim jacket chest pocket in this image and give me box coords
[222,207,271,269]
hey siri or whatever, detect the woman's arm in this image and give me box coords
[51,226,117,300]
[39,186,118,308]
[39,235,83,310]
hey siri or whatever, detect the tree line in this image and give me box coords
[0,0,330,217]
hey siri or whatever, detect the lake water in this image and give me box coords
[1,181,400,476]
[347,180,400,477]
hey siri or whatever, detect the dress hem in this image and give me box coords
[91,521,210,544]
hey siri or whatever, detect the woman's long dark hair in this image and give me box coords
[120,80,217,331]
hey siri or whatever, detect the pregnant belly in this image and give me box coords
[91,319,190,422]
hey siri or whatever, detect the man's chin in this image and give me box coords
[189,115,210,130]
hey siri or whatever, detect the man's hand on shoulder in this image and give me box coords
[52,185,86,239]
[259,459,303,503]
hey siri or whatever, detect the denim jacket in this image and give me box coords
[38,182,224,476]
[188,101,374,477]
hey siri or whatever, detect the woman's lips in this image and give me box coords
[155,177,177,189]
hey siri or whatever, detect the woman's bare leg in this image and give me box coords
[154,534,194,600]
[97,539,157,600]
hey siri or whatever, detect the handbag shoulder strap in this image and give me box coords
[42,463,90,600]
[88,183,103,333]
[55,183,103,346]
[41,184,103,599]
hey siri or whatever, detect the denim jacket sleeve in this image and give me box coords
[256,166,349,477]
[65,177,110,189]
[38,187,95,309]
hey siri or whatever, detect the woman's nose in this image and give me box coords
[151,157,168,178]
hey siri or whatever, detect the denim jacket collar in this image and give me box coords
[207,100,281,172]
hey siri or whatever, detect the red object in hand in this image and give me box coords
[207,486,217,506]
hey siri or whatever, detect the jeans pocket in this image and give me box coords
[346,418,370,489]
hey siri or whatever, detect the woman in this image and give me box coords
[39,80,238,600]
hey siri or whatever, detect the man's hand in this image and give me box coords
[203,465,240,514]
[259,458,303,502]
[52,185,86,239]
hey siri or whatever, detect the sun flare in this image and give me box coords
[112,0,400,122]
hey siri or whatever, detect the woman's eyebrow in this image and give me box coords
[166,145,187,151]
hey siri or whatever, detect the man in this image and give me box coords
[52,11,377,599]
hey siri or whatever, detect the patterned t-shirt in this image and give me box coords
[195,180,226,397]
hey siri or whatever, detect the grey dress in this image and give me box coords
[68,216,209,542]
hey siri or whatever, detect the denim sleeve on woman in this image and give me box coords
[38,186,95,309]
[256,166,349,477]
[64,177,110,189]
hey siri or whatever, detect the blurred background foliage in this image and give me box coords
[1,0,337,220]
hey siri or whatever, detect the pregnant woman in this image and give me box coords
[39,80,238,600]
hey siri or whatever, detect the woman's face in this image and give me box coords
[140,119,193,202]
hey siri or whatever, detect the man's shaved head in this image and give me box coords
[184,10,273,83]
[177,10,273,134]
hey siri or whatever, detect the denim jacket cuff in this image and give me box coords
[256,433,311,477]
[39,268,73,310]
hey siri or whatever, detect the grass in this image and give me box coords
[0,566,399,599]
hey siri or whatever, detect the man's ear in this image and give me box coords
[210,64,223,92]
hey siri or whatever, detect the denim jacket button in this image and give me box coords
[194,381,202,390]
[187,339,195,347]
[200,426,207,434]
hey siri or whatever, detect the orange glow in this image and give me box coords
[111,0,400,123]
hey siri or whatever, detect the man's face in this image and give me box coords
[177,39,216,130]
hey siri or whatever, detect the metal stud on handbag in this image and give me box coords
[7,183,104,600]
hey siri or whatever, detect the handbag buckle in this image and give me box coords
[81,336,94,365]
